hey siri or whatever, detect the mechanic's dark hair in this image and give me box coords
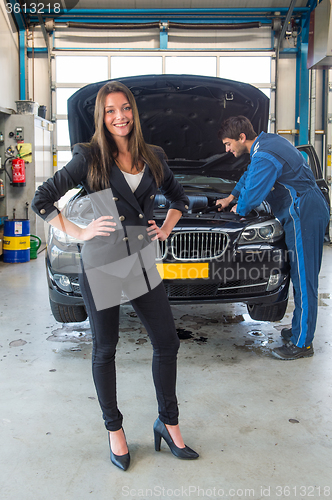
[84,81,164,191]
[218,115,257,142]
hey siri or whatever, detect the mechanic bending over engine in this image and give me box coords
[216,115,330,360]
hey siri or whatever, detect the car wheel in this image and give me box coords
[247,299,288,322]
[49,299,88,323]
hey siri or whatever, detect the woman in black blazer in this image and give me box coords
[32,81,198,471]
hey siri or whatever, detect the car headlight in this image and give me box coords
[238,220,284,244]
[50,224,86,244]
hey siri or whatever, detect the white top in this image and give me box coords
[121,165,145,193]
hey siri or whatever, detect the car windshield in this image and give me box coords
[174,174,237,194]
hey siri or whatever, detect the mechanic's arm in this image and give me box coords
[236,155,281,215]
[216,171,248,211]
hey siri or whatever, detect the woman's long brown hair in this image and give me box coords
[84,81,164,191]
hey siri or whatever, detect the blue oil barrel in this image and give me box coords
[3,219,30,263]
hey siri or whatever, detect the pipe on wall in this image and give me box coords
[65,21,262,30]
[310,69,317,146]
[66,21,160,29]
[19,30,26,100]
[28,7,310,15]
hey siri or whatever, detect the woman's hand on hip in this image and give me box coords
[147,220,168,241]
[80,216,116,241]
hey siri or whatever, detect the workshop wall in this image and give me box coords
[27,56,50,122]
[0,3,19,110]
[276,56,297,133]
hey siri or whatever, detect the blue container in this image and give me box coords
[3,219,30,263]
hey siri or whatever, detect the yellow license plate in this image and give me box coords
[156,263,209,280]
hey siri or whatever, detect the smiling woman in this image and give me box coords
[32,79,199,471]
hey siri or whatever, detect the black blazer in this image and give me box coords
[32,144,189,270]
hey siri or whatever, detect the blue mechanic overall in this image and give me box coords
[232,132,330,348]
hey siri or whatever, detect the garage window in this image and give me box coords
[219,56,271,84]
[110,56,162,79]
[56,56,108,83]
[165,56,217,77]
[56,88,79,115]
[56,120,71,148]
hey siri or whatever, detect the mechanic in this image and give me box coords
[216,115,330,360]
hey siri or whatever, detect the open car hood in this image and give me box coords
[68,74,269,178]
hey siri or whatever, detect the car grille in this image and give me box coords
[164,283,219,298]
[60,276,268,300]
[217,278,268,296]
[156,239,167,261]
[163,278,268,299]
[170,231,229,261]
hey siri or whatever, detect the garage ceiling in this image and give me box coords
[61,0,309,8]
[15,1,316,26]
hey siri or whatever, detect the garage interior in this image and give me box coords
[1,1,332,499]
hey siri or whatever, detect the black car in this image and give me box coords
[46,74,328,323]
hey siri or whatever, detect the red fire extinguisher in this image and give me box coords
[11,158,26,187]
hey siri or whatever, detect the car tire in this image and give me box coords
[50,299,88,323]
[247,299,288,322]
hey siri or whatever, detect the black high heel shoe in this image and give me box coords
[108,429,130,471]
[153,417,199,460]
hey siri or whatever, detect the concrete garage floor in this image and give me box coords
[1,246,332,500]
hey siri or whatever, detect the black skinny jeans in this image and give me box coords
[79,268,180,431]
